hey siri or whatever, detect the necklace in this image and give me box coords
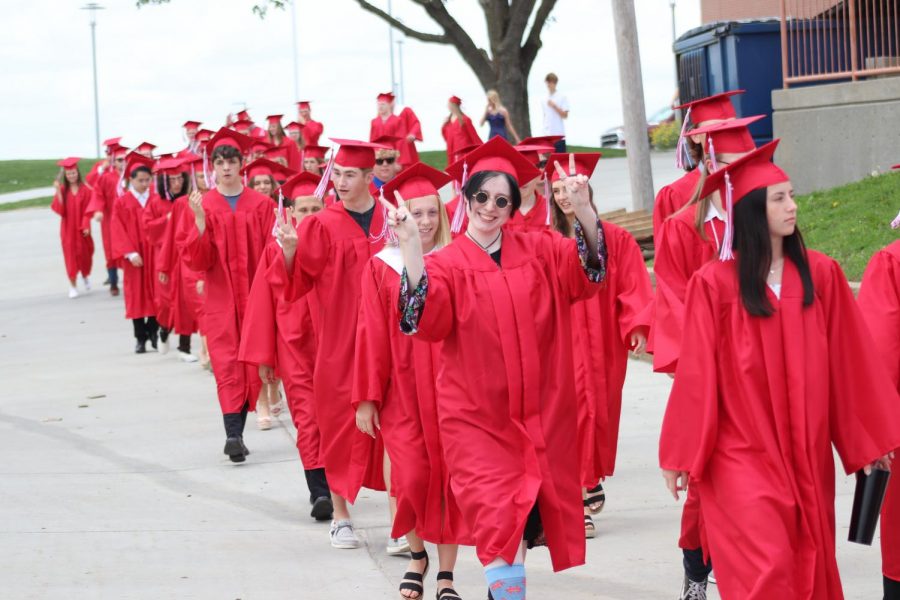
[769,261,784,275]
[466,230,502,252]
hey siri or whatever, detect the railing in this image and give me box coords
[780,0,900,87]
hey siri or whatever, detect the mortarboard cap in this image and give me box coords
[195,129,214,142]
[57,157,80,169]
[180,153,204,173]
[240,157,296,181]
[135,141,157,154]
[542,153,602,183]
[285,121,302,132]
[296,101,312,110]
[446,136,541,186]
[154,157,186,175]
[266,114,283,125]
[519,135,564,148]
[250,138,273,153]
[124,151,155,177]
[688,115,763,156]
[303,145,329,161]
[448,95,463,105]
[208,127,253,154]
[102,137,121,149]
[514,143,556,167]
[453,143,482,162]
[183,120,202,130]
[377,92,396,103]
[330,138,386,169]
[236,110,252,122]
[381,162,452,206]
[280,171,322,199]
[675,90,744,125]
[112,145,129,158]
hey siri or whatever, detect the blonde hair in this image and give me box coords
[487,89,501,107]
[405,194,451,249]
[376,148,399,159]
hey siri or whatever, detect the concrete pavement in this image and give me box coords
[0,186,55,205]
[0,206,886,599]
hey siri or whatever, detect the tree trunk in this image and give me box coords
[495,49,532,140]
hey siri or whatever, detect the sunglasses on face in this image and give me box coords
[474,190,510,209]
[375,157,396,166]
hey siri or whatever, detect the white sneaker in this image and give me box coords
[330,520,360,549]
[179,351,199,363]
[708,570,716,585]
[159,337,170,355]
[386,535,410,555]
[679,575,708,600]
[68,287,79,299]
[83,276,91,291]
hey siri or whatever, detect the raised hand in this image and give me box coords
[275,205,299,265]
[554,154,591,210]
[379,191,417,243]
[188,190,205,234]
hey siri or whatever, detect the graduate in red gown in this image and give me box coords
[301,144,328,176]
[241,158,296,201]
[381,138,608,600]
[85,137,120,187]
[397,105,423,166]
[157,156,205,363]
[503,143,555,233]
[270,139,388,550]
[354,163,470,600]
[178,128,274,462]
[546,153,653,539]
[857,236,900,600]
[441,96,482,167]
[87,144,129,296]
[180,120,203,156]
[659,141,900,600]
[296,101,324,146]
[239,170,334,520]
[652,91,743,239]
[370,91,404,146]
[51,157,94,298]
[111,152,160,353]
[265,114,302,172]
[370,135,401,192]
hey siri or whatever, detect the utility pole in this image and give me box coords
[611,0,654,212]
[291,0,300,100]
[81,3,104,159]
[670,0,679,93]
[387,0,397,95]
[396,38,405,105]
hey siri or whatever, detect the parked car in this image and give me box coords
[601,105,676,149]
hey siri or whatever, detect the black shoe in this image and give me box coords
[159,328,169,344]
[149,334,158,351]
[310,496,334,521]
[223,437,247,463]
[135,340,147,354]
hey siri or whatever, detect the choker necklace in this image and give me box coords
[466,231,502,252]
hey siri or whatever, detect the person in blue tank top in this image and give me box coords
[480,89,521,144]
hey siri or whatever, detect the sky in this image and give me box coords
[1,0,702,159]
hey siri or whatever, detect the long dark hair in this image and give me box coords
[733,186,814,316]
[462,171,522,214]
[157,171,187,202]
[550,183,596,238]
[56,168,83,194]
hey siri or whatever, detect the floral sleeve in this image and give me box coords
[398,268,429,335]
[574,218,608,283]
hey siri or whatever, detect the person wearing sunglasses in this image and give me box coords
[379,137,608,600]
[371,135,402,191]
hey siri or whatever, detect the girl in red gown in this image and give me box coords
[50,157,94,298]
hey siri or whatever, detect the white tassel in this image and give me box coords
[314,146,335,200]
[718,172,735,261]
[450,161,468,234]
[675,107,692,170]
[707,136,719,172]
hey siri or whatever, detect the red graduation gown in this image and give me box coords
[441,115,482,166]
[652,168,701,239]
[857,241,900,581]
[652,203,724,373]
[268,137,303,172]
[410,231,599,571]
[397,107,422,165]
[111,191,158,319]
[352,250,470,544]
[266,202,387,500]
[143,196,175,330]
[85,160,107,188]
[571,222,652,485]
[299,119,324,147]
[504,193,550,233]
[86,168,121,270]
[50,185,94,280]
[659,252,900,599]
[239,242,323,469]
[369,114,404,146]
[179,188,273,414]
[157,196,203,336]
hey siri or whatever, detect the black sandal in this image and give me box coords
[399,549,429,599]
[584,482,606,514]
[435,571,462,599]
[584,514,597,539]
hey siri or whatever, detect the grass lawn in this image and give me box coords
[0,196,53,212]
[797,171,900,280]
[0,159,102,194]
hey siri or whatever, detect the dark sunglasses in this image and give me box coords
[474,191,510,209]
[375,157,396,166]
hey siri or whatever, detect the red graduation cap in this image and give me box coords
[453,143,482,162]
[240,157,295,181]
[124,151,155,177]
[377,92,396,103]
[330,138,387,169]
[183,120,202,130]
[892,164,900,170]
[514,143,556,166]
[102,137,121,149]
[112,145,129,158]
[250,138,273,153]
[208,127,254,154]
[448,95,463,105]
[303,145,329,161]
[371,135,401,151]
[285,121,302,132]
[232,119,254,132]
[381,162,452,206]
[446,136,541,186]
[180,153,204,173]
[675,90,744,125]
[57,157,80,169]
[236,110,252,122]
[542,153,603,183]
[279,171,323,199]
[266,114,283,125]
[135,141,157,154]
[154,157,185,175]
[688,115,764,156]
[296,101,312,111]
[519,135,564,148]
[195,129,214,142]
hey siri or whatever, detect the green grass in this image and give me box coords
[0,196,53,212]
[0,159,102,194]
[797,171,900,280]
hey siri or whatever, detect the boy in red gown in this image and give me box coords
[88,144,129,296]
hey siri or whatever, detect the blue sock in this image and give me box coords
[485,564,526,600]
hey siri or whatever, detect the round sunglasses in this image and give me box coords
[473,190,510,209]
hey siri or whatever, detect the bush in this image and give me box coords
[651,120,681,150]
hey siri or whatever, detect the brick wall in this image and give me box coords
[701,0,842,22]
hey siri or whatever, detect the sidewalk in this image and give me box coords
[0,186,54,205]
[0,206,885,598]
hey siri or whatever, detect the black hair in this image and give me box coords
[733,186,814,317]
[130,165,152,179]
[462,170,522,214]
[157,171,188,202]
[210,145,243,163]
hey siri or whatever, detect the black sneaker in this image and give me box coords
[679,575,708,600]
[223,437,247,463]
[149,333,158,352]
[135,341,147,354]
[310,496,334,521]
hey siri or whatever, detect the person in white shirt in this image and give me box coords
[543,72,570,152]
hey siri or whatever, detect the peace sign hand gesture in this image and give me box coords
[275,205,299,266]
[379,191,417,243]
[553,153,591,213]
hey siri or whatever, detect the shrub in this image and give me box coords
[651,120,681,150]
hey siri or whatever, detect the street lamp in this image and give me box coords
[81,2,104,159]
[290,0,300,100]
[396,38,405,105]
[388,0,397,95]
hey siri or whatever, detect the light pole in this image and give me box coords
[669,0,680,99]
[291,0,300,100]
[81,3,104,159]
[396,38,405,105]
[669,0,677,45]
[387,0,397,95]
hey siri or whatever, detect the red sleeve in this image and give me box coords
[547,231,599,303]
[265,214,329,303]
[652,219,697,373]
[285,139,302,171]
[351,260,394,409]
[401,108,423,141]
[143,198,170,246]
[179,202,216,272]
[821,257,900,473]
[368,119,378,143]
[50,190,63,216]
[238,247,278,369]
[110,199,136,260]
[412,254,455,343]
[86,182,106,215]
[611,228,653,343]
[157,202,180,274]
[858,247,900,389]
[79,187,93,230]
